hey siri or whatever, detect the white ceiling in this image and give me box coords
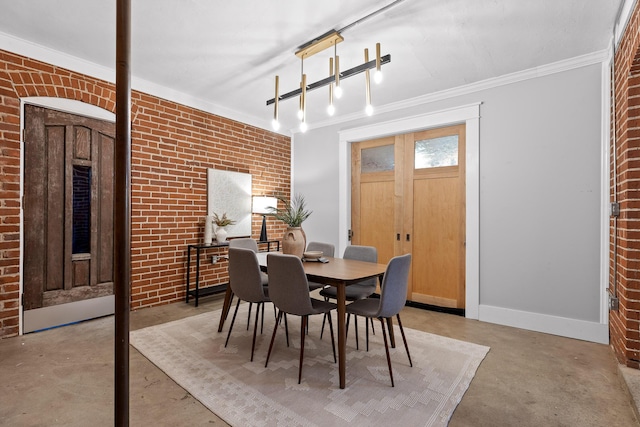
[0,0,624,133]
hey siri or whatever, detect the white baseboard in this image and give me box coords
[479,304,609,344]
[23,295,114,333]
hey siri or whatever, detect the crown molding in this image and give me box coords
[301,49,610,133]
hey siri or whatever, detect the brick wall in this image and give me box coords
[0,49,290,338]
[611,1,640,367]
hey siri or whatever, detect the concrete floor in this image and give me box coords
[1,293,639,426]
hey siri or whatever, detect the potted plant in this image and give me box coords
[213,212,235,243]
[269,194,312,258]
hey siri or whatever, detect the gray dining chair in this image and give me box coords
[305,241,335,291]
[228,238,270,329]
[345,253,412,387]
[320,245,378,349]
[225,247,272,361]
[264,253,337,384]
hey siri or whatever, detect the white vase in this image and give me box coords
[215,227,228,243]
[203,216,213,244]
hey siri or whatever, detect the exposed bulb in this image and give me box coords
[334,85,343,99]
[271,119,280,131]
[299,121,308,133]
[297,109,304,120]
[365,104,374,116]
[327,104,335,116]
[374,70,383,84]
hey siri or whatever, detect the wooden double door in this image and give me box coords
[23,105,115,331]
[351,124,466,309]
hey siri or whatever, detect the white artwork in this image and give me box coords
[207,169,252,239]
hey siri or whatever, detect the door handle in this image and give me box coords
[396,233,400,241]
[406,234,410,241]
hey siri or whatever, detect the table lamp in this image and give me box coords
[252,196,277,242]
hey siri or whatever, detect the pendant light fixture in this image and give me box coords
[364,48,373,116]
[327,57,335,116]
[266,33,389,129]
[374,42,383,84]
[266,0,408,131]
[334,44,343,99]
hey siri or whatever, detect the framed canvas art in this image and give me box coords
[207,169,251,238]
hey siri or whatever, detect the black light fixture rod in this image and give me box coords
[266,54,390,106]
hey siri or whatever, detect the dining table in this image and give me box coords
[217,251,388,389]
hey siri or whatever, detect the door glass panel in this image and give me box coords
[415,135,458,169]
[72,165,91,254]
[361,144,394,173]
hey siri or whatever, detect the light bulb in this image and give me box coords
[271,119,280,131]
[327,104,335,116]
[297,109,304,120]
[374,70,383,84]
[299,121,308,133]
[334,85,343,99]
[365,104,374,116]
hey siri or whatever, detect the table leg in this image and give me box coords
[337,284,346,389]
[218,286,234,332]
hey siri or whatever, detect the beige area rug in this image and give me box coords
[130,304,489,427]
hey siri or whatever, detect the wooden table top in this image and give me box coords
[256,252,387,286]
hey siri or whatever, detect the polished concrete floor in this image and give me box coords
[1,293,639,426]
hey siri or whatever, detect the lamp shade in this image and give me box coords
[252,196,277,214]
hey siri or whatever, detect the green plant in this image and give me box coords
[213,212,235,227]
[269,194,312,227]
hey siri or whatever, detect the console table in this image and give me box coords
[185,239,280,307]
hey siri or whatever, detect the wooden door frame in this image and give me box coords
[338,103,481,319]
[19,97,115,334]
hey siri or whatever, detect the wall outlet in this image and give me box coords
[211,256,219,264]
[609,294,619,311]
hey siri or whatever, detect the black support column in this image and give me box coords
[114,0,131,425]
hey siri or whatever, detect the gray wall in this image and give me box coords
[293,62,604,333]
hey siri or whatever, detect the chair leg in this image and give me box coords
[224,299,242,347]
[354,315,359,350]
[247,302,253,330]
[396,313,412,367]
[346,313,351,339]
[327,311,336,363]
[319,295,330,339]
[379,317,395,387]
[284,313,290,347]
[320,313,327,339]
[260,302,265,334]
[299,315,307,384]
[370,317,375,335]
[265,310,283,367]
[250,302,261,362]
[365,316,370,352]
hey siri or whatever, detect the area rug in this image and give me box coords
[130,304,489,427]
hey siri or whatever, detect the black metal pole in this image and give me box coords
[266,55,390,106]
[114,0,131,425]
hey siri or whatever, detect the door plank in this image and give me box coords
[45,126,65,292]
[23,106,47,309]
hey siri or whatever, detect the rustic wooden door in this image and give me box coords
[351,124,466,309]
[23,105,115,332]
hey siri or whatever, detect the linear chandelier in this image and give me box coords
[267,29,390,133]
